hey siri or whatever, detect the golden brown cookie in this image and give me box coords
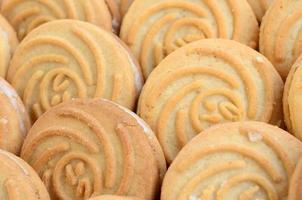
[138,39,283,163]
[0,78,30,155]
[21,98,166,200]
[283,55,302,141]
[1,0,117,40]
[0,14,19,78]
[0,149,50,199]
[7,20,143,122]
[89,195,144,200]
[120,0,259,78]
[161,121,302,200]
[247,0,272,22]
[260,0,302,79]
[288,158,302,200]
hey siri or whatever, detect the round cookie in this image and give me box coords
[247,0,273,22]
[288,158,302,200]
[161,121,302,200]
[283,55,302,141]
[89,195,144,200]
[21,98,166,200]
[0,149,50,199]
[137,39,284,163]
[120,0,259,79]
[7,20,143,122]
[0,78,30,155]
[260,0,302,79]
[1,0,117,40]
[0,14,19,78]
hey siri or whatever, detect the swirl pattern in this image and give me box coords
[1,0,116,40]
[0,78,30,155]
[138,39,283,163]
[120,0,259,78]
[0,149,50,200]
[21,99,166,200]
[161,122,302,200]
[7,20,143,122]
[260,0,302,79]
[247,0,272,22]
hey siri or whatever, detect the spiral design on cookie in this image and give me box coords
[161,122,302,200]
[260,0,302,79]
[1,0,115,40]
[0,150,50,199]
[7,20,143,122]
[138,39,283,163]
[120,0,258,78]
[21,99,166,200]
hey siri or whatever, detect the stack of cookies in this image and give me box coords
[0,0,301,199]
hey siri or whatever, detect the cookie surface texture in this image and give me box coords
[161,121,302,200]
[260,0,302,79]
[1,0,114,40]
[247,0,272,22]
[0,78,30,154]
[283,55,302,141]
[288,158,302,200]
[21,98,166,200]
[120,0,259,78]
[0,149,50,199]
[7,20,143,122]
[0,14,18,78]
[88,195,144,200]
[137,39,283,163]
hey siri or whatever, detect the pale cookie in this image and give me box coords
[260,0,302,79]
[21,98,166,200]
[283,55,302,141]
[0,149,50,199]
[0,78,30,155]
[138,39,283,163]
[89,195,144,200]
[0,14,19,78]
[247,0,273,22]
[1,0,117,40]
[120,0,259,78]
[288,158,302,200]
[161,121,302,200]
[7,20,143,122]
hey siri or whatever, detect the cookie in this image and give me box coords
[260,0,302,79]
[0,78,30,155]
[21,98,166,200]
[0,14,19,78]
[7,20,143,122]
[0,149,50,199]
[138,39,284,163]
[120,0,259,78]
[1,0,117,40]
[288,158,302,200]
[283,55,302,141]
[89,195,143,200]
[161,121,302,200]
[247,0,272,22]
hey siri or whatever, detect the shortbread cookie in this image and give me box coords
[0,78,30,155]
[0,14,18,78]
[1,0,116,40]
[120,0,259,78]
[21,99,166,200]
[247,0,272,22]
[0,149,50,199]
[138,39,283,163]
[104,0,121,32]
[89,195,143,200]
[260,0,302,79]
[288,158,302,200]
[7,20,143,122]
[161,121,302,200]
[283,55,302,141]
